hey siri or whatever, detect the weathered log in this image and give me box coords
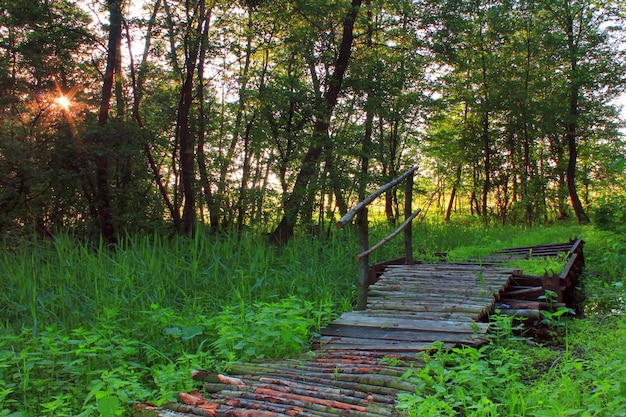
[212,388,392,417]
[257,376,398,404]
[336,165,419,228]
[209,362,417,395]
[355,208,422,260]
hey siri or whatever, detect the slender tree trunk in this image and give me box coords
[195,7,218,231]
[269,0,363,245]
[480,51,490,225]
[384,119,399,224]
[564,13,589,224]
[215,10,254,229]
[95,0,123,243]
[445,165,462,223]
[127,0,180,229]
[176,0,208,235]
[236,117,255,233]
[556,140,569,219]
[356,0,374,307]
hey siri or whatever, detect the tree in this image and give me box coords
[0,0,95,235]
[546,0,625,223]
[94,0,124,242]
[268,0,363,245]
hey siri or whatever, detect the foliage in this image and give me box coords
[397,314,626,416]
[398,341,528,416]
[2,220,626,415]
[1,0,624,239]
[395,222,626,416]
[207,296,333,365]
[0,231,353,416]
[590,194,626,234]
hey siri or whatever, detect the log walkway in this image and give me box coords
[134,240,584,417]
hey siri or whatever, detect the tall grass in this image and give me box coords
[0,230,359,415]
[1,231,357,333]
[1,221,625,415]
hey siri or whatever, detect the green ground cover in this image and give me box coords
[1,222,625,416]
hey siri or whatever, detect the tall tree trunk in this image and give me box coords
[384,118,399,224]
[480,50,490,225]
[445,165,462,223]
[268,0,363,245]
[564,13,589,224]
[95,0,123,243]
[176,0,208,235]
[196,7,217,231]
[236,117,255,233]
[215,10,255,229]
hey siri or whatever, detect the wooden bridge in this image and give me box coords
[134,239,584,417]
[134,167,585,416]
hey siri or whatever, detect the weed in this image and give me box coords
[1,223,626,416]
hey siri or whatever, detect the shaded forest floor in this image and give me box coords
[1,221,625,416]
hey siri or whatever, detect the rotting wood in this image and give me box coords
[193,364,416,396]
[329,312,490,331]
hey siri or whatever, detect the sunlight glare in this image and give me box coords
[56,95,71,110]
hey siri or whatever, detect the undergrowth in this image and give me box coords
[1,221,625,416]
[396,223,626,417]
[397,315,626,416]
[0,231,351,416]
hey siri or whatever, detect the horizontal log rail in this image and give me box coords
[337,165,420,310]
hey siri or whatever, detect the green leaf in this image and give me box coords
[97,394,120,417]
[182,325,203,341]
[610,157,626,172]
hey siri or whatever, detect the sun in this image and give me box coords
[55,95,72,110]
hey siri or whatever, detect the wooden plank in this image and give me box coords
[501,286,544,298]
[348,310,478,321]
[383,265,517,274]
[494,242,574,253]
[320,332,487,347]
[559,252,579,280]
[366,301,487,315]
[321,324,487,341]
[319,336,463,350]
[328,313,490,332]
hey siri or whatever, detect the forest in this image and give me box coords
[1,0,624,242]
[1,0,626,416]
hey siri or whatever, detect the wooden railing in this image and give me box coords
[337,165,421,310]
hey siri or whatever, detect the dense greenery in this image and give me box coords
[1,0,625,415]
[1,0,624,242]
[1,222,626,416]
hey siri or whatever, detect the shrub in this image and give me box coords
[591,195,626,233]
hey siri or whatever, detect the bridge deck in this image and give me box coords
[134,241,583,417]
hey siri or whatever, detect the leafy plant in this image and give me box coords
[207,296,334,365]
[591,195,626,233]
[397,341,528,416]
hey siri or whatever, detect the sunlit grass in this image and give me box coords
[1,221,625,415]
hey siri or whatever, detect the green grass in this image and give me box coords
[1,221,625,416]
[0,230,356,416]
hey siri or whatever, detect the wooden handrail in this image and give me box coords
[337,165,419,310]
[336,165,419,228]
[356,208,421,260]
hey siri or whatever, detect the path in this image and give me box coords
[133,240,583,417]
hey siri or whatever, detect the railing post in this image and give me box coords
[404,171,414,265]
[356,206,369,310]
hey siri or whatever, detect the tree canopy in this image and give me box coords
[0,0,624,241]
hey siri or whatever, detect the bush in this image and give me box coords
[591,195,626,233]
